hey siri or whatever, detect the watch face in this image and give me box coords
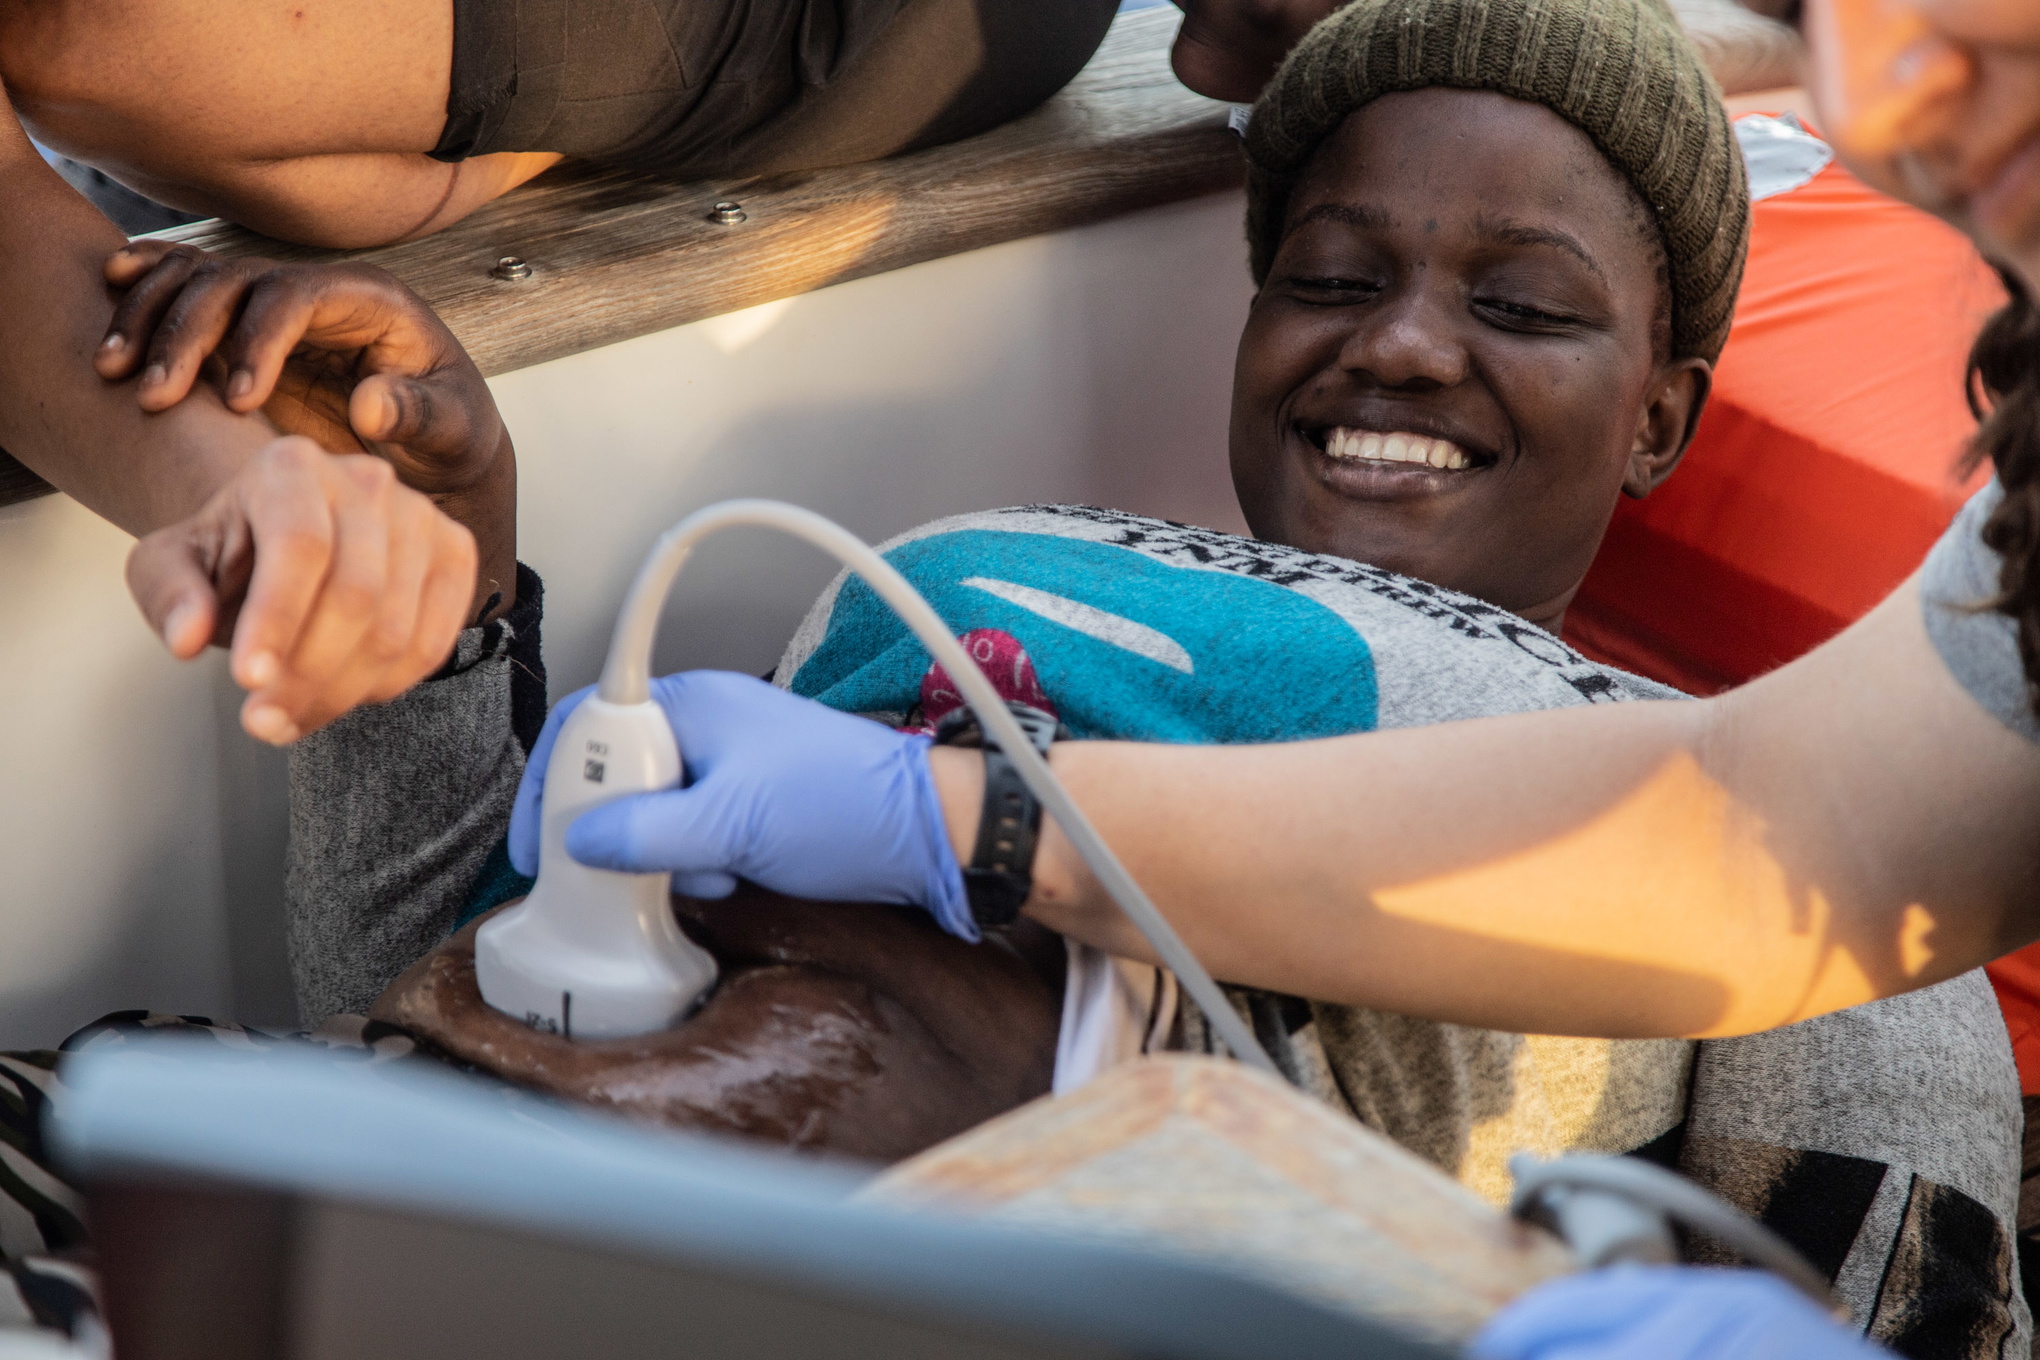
[1008,702,1065,750]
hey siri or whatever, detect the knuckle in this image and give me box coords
[267,265,327,299]
[337,261,395,290]
[330,541,390,591]
[150,306,193,342]
[270,525,332,568]
[262,436,325,473]
[187,263,240,294]
[321,576,382,621]
[365,626,414,670]
[378,603,426,652]
[389,378,433,426]
[338,454,398,496]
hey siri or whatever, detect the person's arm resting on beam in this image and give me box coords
[0,0,559,248]
[0,90,478,739]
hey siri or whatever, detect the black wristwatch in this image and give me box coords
[931,701,1063,929]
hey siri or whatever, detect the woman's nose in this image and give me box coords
[1334,284,1469,390]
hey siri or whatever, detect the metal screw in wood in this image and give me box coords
[708,200,748,225]
[491,256,535,281]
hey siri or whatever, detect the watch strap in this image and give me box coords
[933,701,1059,930]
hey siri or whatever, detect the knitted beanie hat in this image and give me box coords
[1244,0,1750,362]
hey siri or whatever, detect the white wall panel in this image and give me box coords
[0,496,236,1045]
[503,191,1251,694]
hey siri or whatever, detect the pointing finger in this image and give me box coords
[227,439,336,703]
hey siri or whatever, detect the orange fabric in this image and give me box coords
[1565,134,2000,693]
[1559,122,2040,1085]
[1986,950,2040,1093]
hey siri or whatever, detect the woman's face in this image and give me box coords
[1230,89,1708,628]
[1801,0,2040,288]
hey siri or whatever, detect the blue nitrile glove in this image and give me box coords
[507,671,977,939]
[1473,1267,1884,1360]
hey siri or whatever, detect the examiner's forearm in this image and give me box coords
[1015,706,1832,1039]
[931,579,2040,1040]
[0,93,272,532]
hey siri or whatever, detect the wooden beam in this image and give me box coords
[0,9,1238,506]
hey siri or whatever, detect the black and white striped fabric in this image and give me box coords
[1,1012,416,1355]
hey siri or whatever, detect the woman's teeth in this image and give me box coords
[1323,428,1470,470]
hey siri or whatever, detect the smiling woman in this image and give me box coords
[1224,0,1748,636]
[1230,89,1710,631]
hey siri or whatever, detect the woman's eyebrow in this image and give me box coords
[1285,201,1395,236]
[1472,210,1604,277]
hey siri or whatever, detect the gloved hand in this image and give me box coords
[508,671,977,938]
[1474,1266,1885,1360]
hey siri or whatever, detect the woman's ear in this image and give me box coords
[1623,357,1713,498]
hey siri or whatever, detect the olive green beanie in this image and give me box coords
[1244,0,1750,362]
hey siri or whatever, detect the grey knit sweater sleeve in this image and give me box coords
[285,566,546,1024]
[1922,480,2040,742]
